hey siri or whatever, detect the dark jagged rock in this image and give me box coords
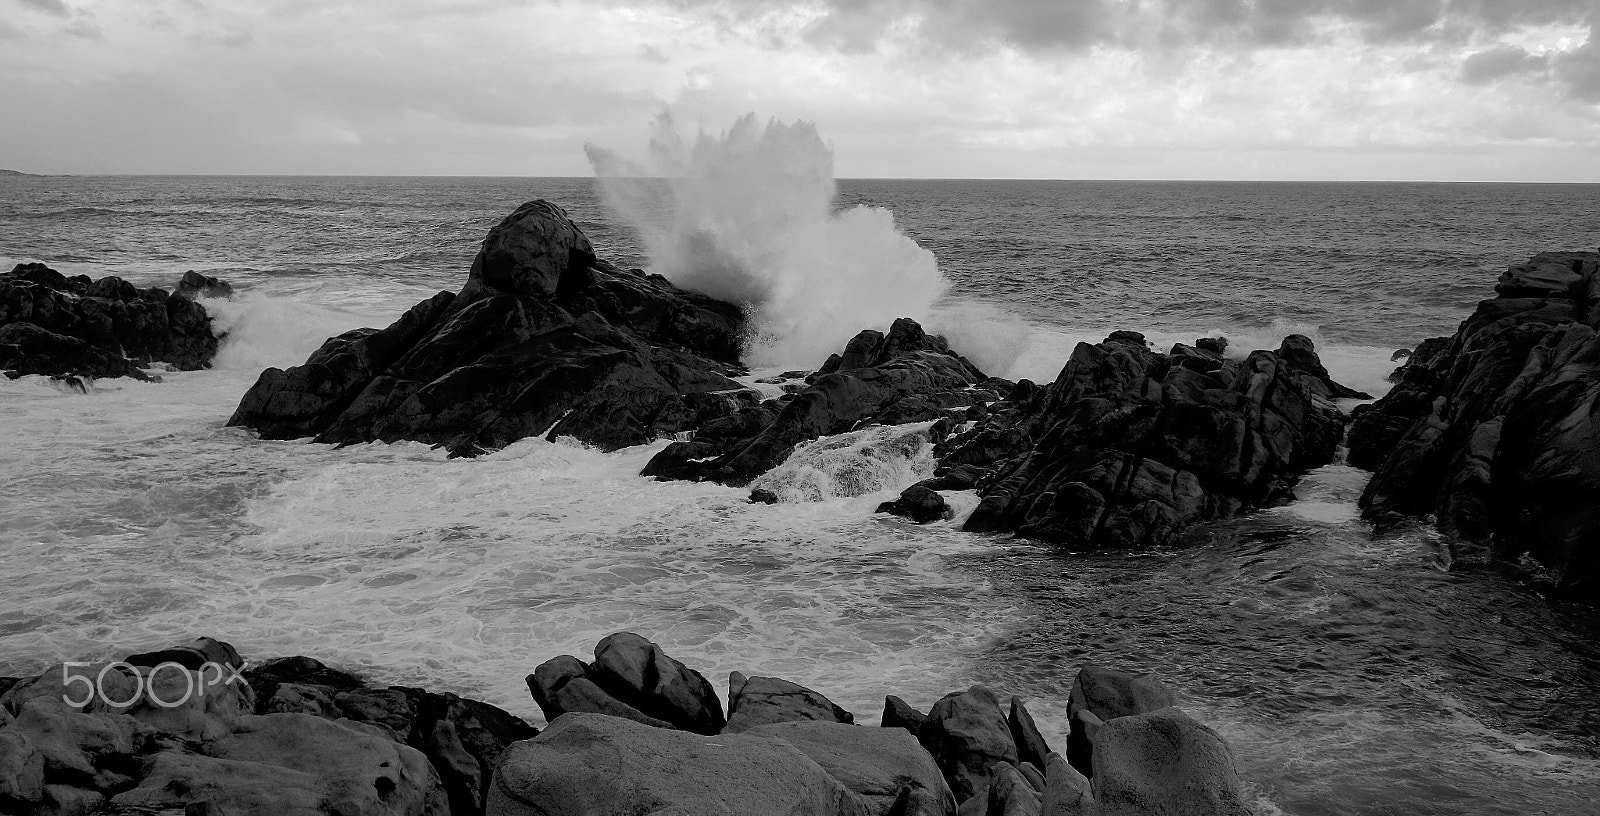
[0,262,225,380]
[229,200,747,455]
[1006,698,1051,773]
[876,484,953,524]
[1350,251,1600,596]
[526,632,725,735]
[941,331,1353,549]
[175,270,234,301]
[646,317,989,486]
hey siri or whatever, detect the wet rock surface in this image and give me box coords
[937,331,1355,549]
[229,200,747,455]
[1350,251,1600,596]
[646,317,991,486]
[0,262,227,381]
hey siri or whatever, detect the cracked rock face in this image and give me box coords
[937,331,1353,549]
[1351,250,1600,596]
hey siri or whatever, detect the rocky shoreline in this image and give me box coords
[0,263,232,383]
[0,634,1250,816]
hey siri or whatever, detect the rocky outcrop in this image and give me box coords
[876,484,954,524]
[1349,251,1600,596]
[644,318,992,486]
[0,262,227,380]
[503,633,1254,816]
[935,331,1353,549]
[0,637,531,816]
[228,200,749,455]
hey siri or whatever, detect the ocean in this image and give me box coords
[3,173,1600,816]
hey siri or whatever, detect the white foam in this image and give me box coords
[751,422,938,503]
[589,113,951,369]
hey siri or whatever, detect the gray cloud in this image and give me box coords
[1554,23,1600,102]
[14,0,70,17]
[682,0,1593,53]
[1460,46,1549,85]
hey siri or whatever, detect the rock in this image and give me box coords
[230,200,746,455]
[125,636,245,672]
[1090,708,1250,816]
[111,750,329,815]
[1066,667,1175,777]
[588,632,726,735]
[6,700,149,788]
[916,686,1018,804]
[1349,251,1600,594]
[724,672,855,733]
[749,488,780,504]
[747,721,957,816]
[1039,752,1093,816]
[201,713,447,816]
[1275,334,1371,400]
[485,712,873,816]
[1195,337,1227,355]
[882,696,927,734]
[646,317,988,486]
[175,270,234,300]
[981,763,1043,816]
[42,782,103,815]
[876,484,953,523]
[0,262,224,379]
[947,330,1352,549]
[1006,698,1051,771]
[0,731,45,809]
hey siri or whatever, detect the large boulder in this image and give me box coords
[1089,708,1250,816]
[747,721,957,816]
[724,672,854,733]
[916,686,1018,804]
[229,200,748,455]
[646,317,989,486]
[485,712,874,816]
[0,262,226,379]
[1349,251,1600,595]
[526,632,725,735]
[1065,667,1175,777]
[946,331,1352,548]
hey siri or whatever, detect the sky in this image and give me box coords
[2,0,1598,181]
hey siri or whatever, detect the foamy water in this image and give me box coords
[4,168,1600,815]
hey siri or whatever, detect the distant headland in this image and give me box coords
[0,169,38,176]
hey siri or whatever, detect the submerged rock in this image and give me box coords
[229,200,747,455]
[942,331,1354,549]
[1350,250,1600,596]
[876,484,953,524]
[0,262,226,380]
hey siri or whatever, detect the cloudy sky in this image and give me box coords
[3,0,1597,180]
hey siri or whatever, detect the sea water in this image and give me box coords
[2,168,1600,815]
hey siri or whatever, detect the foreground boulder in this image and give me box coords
[526,632,725,735]
[487,713,877,816]
[0,637,531,816]
[1090,708,1250,816]
[1349,250,1600,596]
[0,263,227,380]
[229,200,748,455]
[645,318,996,486]
[939,331,1354,548]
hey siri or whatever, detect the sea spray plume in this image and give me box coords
[586,113,949,368]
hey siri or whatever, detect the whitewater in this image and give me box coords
[3,125,1600,814]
